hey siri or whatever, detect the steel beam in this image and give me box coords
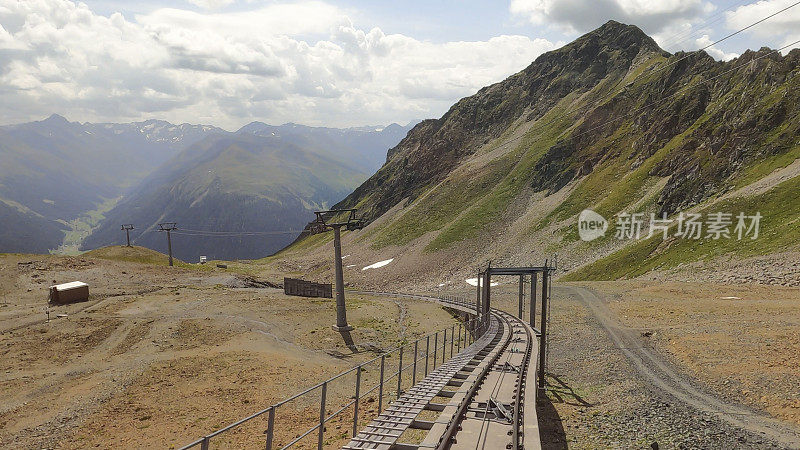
[530,272,537,329]
[538,269,549,395]
[518,274,524,319]
[487,266,549,275]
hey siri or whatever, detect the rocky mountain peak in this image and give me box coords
[336,22,673,223]
[587,20,662,52]
[41,113,70,125]
[521,20,667,82]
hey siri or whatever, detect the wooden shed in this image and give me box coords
[49,281,90,305]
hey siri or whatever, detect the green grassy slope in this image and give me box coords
[564,173,800,280]
[286,22,800,281]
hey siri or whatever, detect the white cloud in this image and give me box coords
[509,0,714,35]
[726,0,800,35]
[725,0,800,54]
[138,2,347,38]
[695,34,738,61]
[187,0,235,10]
[780,35,800,52]
[0,0,557,129]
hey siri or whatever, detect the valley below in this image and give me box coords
[50,196,122,256]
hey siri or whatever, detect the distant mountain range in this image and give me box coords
[82,133,369,260]
[0,114,224,253]
[239,122,412,174]
[0,115,413,257]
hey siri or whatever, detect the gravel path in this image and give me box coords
[540,286,800,448]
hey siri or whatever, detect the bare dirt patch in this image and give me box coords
[0,250,459,448]
[450,281,798,447]
[1,317,121,368]
[588,281,800,427]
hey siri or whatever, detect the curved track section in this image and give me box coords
[345,295,540,450]
[436,310,538,450]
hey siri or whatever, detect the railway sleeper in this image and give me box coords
[348,309,503,450]
[436,390,456,398]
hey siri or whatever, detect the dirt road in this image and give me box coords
[567,285,800,447]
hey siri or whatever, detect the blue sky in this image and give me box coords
[0,0,798,129]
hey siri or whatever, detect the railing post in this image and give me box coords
[318,381,327,450]
[433,332,438,370]
[265,406,275,450]
[450,325,455,358]
[425,336,430,376]
[457,322,462,351]
[201,436,210,450]
[378,355,385,413]
[468,320,473,344]
[442,328,447,365]
[353,366,361,437]
[397,347,403,397]
[413,340,418,385]
[443,328,447,365]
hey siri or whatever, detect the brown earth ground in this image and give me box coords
[3,246,799,448]
[472,280,799,448]
[0,248,460,449]
[587,281,800,427]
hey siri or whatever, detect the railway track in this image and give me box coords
[178,291,543,450]
[345,295,540,450]
[445,309,537,450]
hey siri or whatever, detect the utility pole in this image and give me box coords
[158,223,177,266]
[308,209,364,331]
[121,224,134,247]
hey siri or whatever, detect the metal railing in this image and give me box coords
[179,295,487,450]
